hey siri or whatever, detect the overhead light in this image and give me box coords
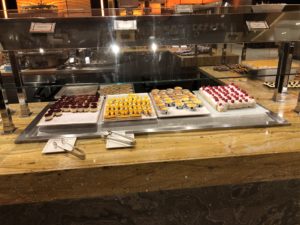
[111,44,120,55]
[281,32,287,35]
[296,22,300,26]
[151,43,158,52]
[39,48,45,54]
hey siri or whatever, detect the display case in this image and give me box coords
[0,4,299,143]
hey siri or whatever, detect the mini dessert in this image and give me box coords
[90,105,98,112]
[53,109,62,117]
[62,104,70,112]
[186,103,196,111]
[83,104,90,112]
[159,106,168,114]
[199,83,256,112]
[44,111,54,121]
[175,102,184,109]
[151,89,160,95]
[77,104,84,113]
[192,99,202,107]
[71,105,77,113]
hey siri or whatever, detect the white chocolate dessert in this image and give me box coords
[199,84,256,112]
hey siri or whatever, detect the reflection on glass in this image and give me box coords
[151,43,158,52]
[111,44,120,55]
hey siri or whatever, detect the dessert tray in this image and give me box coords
[150,87,210,118]
[55,84,99,99]
[196,84,268,116]
[99,83,134,96]
[198,84,256,112]
[102,93,157,122]
[241,59,300,70]
[213,64,249,74]
[37,95,103,127]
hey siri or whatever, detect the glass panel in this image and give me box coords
[0,7,299,142]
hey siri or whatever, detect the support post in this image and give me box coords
[272,42,293,102]
[294,92,300,114]
[8,51,31,117]
[0,72,16,134]
[241,43,247,61]
[221,44,227,65]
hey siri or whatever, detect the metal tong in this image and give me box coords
[53,138,86,160]
[101,131,136,146]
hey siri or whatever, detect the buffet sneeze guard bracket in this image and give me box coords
[8,51,32,117]
[0,72,16,134]
[294,92,300,114]
[272,43,294,102]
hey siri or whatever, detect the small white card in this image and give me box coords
[30,22,56,33]
[246,21,269,31]
[106,132,135,149]
[175,5,193,13]
[114,20,137,30]
[42,137,77,154]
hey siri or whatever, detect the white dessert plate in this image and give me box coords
[42,137,76,154]
[106,132,135,149]
[151,97,210,119]
[195,91,268,117]
[37,97,104,127]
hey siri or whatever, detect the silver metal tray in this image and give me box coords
[54,84,99,99]
[15,101,289,143]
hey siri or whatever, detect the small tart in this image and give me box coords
[83,105,90,112]
[174,86,183,90]
[90,105,98,112]
[159,107,168,114]
[53,109,62,117]
[70,106,77,113]
[44,112,54,121]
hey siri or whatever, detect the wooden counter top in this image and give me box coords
[0,69,300,205]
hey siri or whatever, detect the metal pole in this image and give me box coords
[241,43,247,61]
[221,44,227,65]
[0,72,16,134]
[8,51,31,117]
[65,0,69,16]
[295,92,300,114]
[1,0,8,18]
[100,0,105,16]
[272,42,292,102]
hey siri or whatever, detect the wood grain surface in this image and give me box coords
[0,67,299,205]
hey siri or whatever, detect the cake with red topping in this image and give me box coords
[199,83,256,112]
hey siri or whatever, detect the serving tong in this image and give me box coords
[53,138,86,160]
[101,131,136,146]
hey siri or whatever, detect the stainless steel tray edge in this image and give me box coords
[14,103,290,144]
